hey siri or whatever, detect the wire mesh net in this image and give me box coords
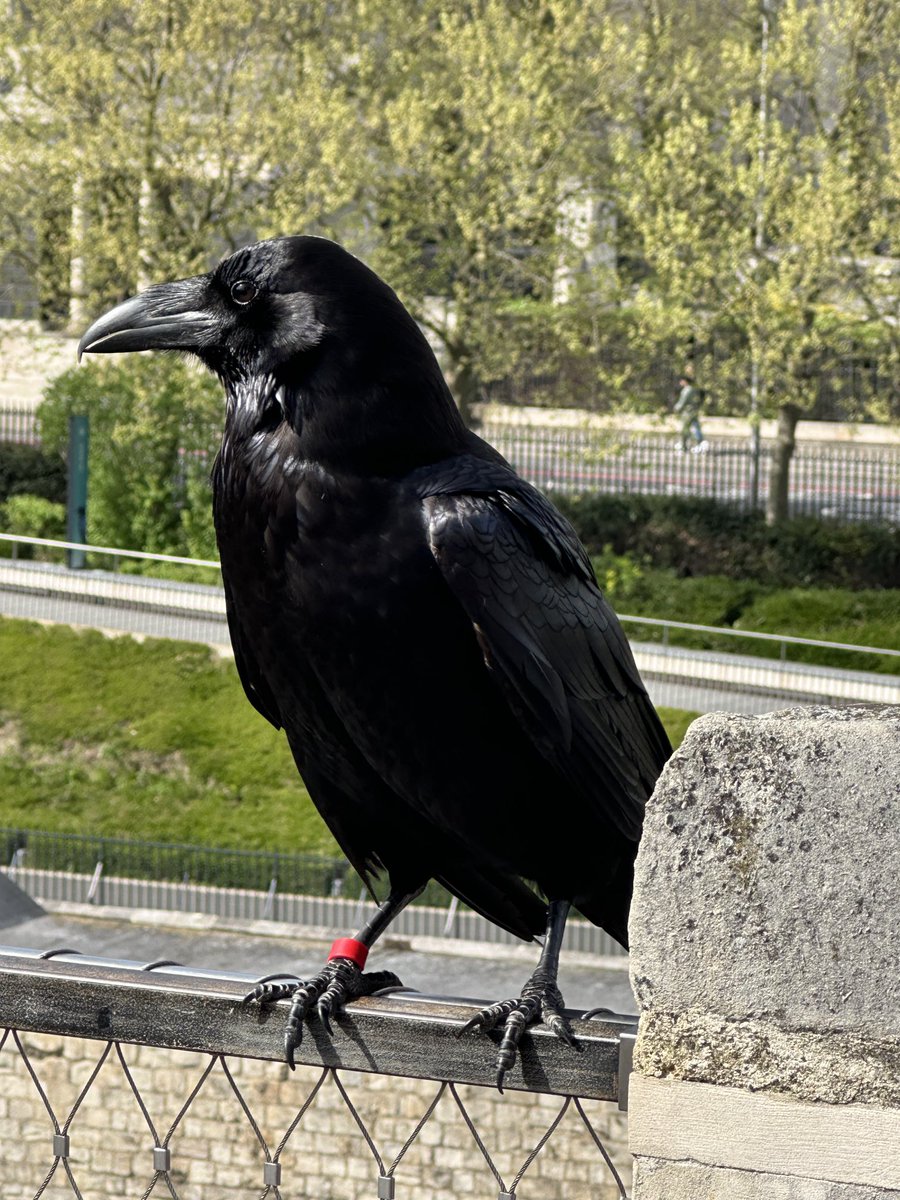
[0,1027,630,1199]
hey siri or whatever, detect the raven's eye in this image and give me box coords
[230,279,258,305]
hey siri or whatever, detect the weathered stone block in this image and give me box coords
[629,706,900,1199]
[631,706,900,1084]
[635,1157,900,1200]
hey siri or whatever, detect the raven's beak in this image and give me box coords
[77,276,217,361]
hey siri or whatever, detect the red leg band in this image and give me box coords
[328,937,369,970]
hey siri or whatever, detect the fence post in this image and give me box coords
[627,705,900,1197]
[66,414,89,569]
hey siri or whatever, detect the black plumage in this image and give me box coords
[78,236,671,1085]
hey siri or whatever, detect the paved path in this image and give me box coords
[1,558,896,715]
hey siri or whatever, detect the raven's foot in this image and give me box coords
[243,960,402,1068]
[459,970,577,1091]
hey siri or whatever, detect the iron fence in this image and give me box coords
[1,828,628,957]
[480,422,900,523]
[0,945,635,1198]
[2,828,434,906]
[0,407,40,445]
[3,406,899,523]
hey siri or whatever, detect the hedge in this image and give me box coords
[0,442,67,505]
[554,493,899,590]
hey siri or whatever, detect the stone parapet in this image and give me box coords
[629,706,900,1198]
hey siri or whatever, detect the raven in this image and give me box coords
[78,236,671,1087]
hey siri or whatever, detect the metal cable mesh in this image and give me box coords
[0,1026,630,1199]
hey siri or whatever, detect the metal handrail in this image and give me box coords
[0,532,220,569]
[0,946,635,1101]
[618,613,900,658]
[1,532,896,659]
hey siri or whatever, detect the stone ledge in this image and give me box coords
[629,1076,900,1191]
[630,705,900,1035]
[634,1157,900,1200]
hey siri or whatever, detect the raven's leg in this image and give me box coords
[243,886,423,1068]
[460,899,576,1091]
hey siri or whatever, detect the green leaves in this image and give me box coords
[1,0,895,429]
[39,356,221,555]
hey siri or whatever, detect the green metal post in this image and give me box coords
[66,414,89,569]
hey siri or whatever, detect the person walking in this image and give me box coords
[674,375,708,452]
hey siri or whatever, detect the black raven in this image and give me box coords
[78,236,670,1087]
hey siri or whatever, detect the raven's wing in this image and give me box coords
[417,458,670,843]
[222,575,283,729]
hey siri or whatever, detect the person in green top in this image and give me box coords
[674,375,707,452]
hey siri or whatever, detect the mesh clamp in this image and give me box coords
[153,1146,171,1171]
[52,1133,70,1159]
[264,1161,282,1186]
[377,1176,395,1199]
[499,1192,517,1199]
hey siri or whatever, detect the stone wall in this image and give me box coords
[0,1030,630,1198]
[628,705,900,1199]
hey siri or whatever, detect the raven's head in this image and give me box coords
[78,236,466,471]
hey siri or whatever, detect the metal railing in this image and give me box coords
[2,828,628,958]
[4,407,899,521]
[0,531,220,570]
[0,406,39,444]
[0,534,897,715]
[0,945,635,1198]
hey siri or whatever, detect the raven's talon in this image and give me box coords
[465,977,577,1087]
[458,1013,485,1037]
[241,979,300,1006]
[244,959,404,1066]
[581,1006,615,1022]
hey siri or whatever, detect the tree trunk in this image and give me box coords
[445,356,482,429]
[766,402,801,525]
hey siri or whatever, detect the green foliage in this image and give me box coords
[655,707,700,749]
[0,442,67,504]
[557,493,900,590]
[592,554,898,671]
[39,357,221,555]
[0,494,66,543]
[590,545,646,598]
[0,1,363,318]
[735,588,900,673]
[609,0,900,424]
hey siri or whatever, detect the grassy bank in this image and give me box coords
[592,549,899,673]
[0,617,698,850]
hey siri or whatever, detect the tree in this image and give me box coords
[319,0,627,422]
[0,0,364,326]
[606,0,899,520]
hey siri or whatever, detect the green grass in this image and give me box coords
[0,616,698,850]
[0,618,336,853]
[656,707,700,749]
[594,553,900,673]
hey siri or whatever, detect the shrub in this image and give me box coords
[735,588,899,673]
[39,356,221,556]
[556,493,899,589]
[0,442,67,505]
[1,493,66,541]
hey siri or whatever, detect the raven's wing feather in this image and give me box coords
[419,460,670,842]
[222,576,283,729]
